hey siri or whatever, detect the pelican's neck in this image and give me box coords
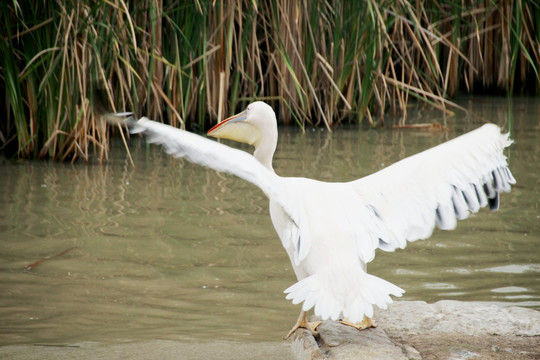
[253,124,278,172]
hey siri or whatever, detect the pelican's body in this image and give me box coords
[126,102,515,337]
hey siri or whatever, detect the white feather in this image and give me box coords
[126,106,514,326]
[128,118,300,227]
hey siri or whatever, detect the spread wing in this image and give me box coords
[126,117,300,225]
[348,123,515,260]
[126,118,514,269]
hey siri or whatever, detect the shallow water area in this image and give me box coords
[0,97,539,346]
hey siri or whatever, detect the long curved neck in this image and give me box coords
[254,124,278,172]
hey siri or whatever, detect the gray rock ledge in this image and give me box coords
[291,300,540,360]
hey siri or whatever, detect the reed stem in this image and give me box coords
[1,0,538,160]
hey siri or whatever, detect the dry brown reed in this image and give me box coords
[1,0,538,160]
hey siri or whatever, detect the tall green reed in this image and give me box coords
[1,0,538,160]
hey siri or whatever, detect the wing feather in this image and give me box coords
[350,123,515,259]
[127,118,514,270]
[127,117,300,225]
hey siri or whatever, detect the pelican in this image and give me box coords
[124,101,515,339]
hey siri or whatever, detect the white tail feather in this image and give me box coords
[284,268,404,323]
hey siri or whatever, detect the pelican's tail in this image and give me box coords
[284,268,404,323]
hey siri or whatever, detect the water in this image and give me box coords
[0,97,538,345]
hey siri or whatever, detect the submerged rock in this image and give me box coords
[291,300,540,360]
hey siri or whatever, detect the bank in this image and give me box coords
[2,300,539,360]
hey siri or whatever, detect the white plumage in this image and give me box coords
[125,101,515,336]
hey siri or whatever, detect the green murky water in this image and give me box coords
[1,97,538,345]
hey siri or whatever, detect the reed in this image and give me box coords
[1,0,538,160]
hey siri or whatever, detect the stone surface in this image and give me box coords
[291,301,540,360]
[377,300,540,337]
[291,323,408,360]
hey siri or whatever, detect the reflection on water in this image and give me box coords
[0,97,539,345]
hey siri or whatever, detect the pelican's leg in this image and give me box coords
[340,316,377,330]
[284,310,322,340]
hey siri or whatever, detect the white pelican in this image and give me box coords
[124,101,515,338]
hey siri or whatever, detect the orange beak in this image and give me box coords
[207,110,261,146]
[207,110,248,135]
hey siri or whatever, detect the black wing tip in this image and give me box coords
[438,164,513,229]
[103,112,137,127]
[485,166,514,211]
[487,193,500,211]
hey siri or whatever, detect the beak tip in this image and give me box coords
[207,122,222,136]
[207,110,248,137]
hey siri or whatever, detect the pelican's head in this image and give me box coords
[207,101,277,148]
[208,101,278,170]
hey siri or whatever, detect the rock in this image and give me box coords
[291,321,407,360]
[376,300,540,337]
[291,301,540,360]
[401,345,422,360]
[291,328,325,360]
